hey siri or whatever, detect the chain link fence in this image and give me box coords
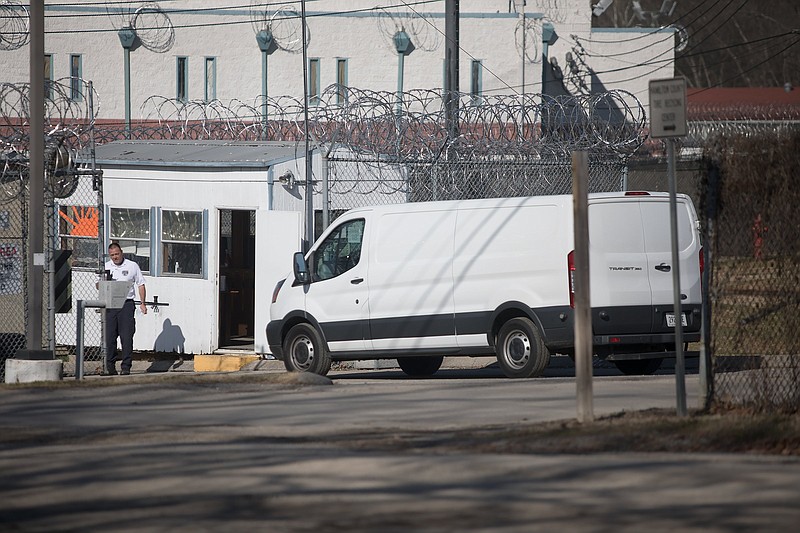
[50,171,105,374]
[634,120,800,413]
[325,156,627,213]
[1,78,101,380]
[701,129,800,412]
[0,183,27,380]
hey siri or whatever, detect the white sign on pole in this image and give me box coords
[649,77,687,138]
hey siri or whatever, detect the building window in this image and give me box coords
[44,54,53,99]
[309,58,320,105]
[336,58,348,104]
[58,205,99,270]
[176,56,189,102]
[470,59,483,105]
[161,209,203,276]
[109,207,151,273]
[204,57,216,102]
[69,54,82,102]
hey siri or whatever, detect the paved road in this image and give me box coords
[1,363,798,532]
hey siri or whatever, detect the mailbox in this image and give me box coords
[98,280,133,309]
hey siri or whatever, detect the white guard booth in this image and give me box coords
[59,140,320,356]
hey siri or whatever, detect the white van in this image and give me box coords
[267,192,703,378]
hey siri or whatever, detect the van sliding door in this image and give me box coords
[368,209,457,351]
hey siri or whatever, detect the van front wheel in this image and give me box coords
[283,323,331,376]
[496,318,550,378]
[397,356,444,377]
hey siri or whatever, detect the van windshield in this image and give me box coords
[311,219,365,282]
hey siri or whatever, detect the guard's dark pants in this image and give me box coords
[106,299,136,373]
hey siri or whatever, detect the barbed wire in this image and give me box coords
[250,2,309,53]
[132,85,648,161]
[106,1,175,53]
[0,79,99,204]
[0,0,29,51]
[374,6,442,53]
[515,15,543,65]
[4,77,797,203]
[529,1,568,24]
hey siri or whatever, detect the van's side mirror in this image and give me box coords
[293,252,310,284]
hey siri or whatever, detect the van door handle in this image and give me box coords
[655,263,671,272]
[351,277,364,285]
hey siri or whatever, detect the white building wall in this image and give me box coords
[1,0,673,122]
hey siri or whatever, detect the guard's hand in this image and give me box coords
[140,302,148,315]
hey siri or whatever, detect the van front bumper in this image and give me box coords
[266,320,285,360]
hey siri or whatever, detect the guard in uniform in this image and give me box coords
[103,242,147,375]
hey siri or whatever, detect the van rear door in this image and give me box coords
[589,199,653,334]
[639,196,702,333]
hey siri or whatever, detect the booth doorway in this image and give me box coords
[218,209,255,349]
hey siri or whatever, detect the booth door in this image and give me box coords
[218,209,255,348]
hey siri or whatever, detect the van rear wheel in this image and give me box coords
[283,323,331,376]
[613,358,663,376]
[496,318,550,378]
[397,356,443,377]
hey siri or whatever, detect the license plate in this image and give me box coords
[666,313,687,327]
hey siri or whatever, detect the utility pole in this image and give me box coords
[28,1,45,354]
[300,0,314,250]
[445,0,459,142]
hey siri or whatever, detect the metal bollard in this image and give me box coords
[76,299,106,380]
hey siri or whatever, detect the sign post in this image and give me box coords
[649,77,688,417]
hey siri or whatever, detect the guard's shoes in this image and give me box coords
[107,370,118,376]
[121,369,131,375]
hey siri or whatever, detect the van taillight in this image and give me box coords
[699,246,704,275]
[567,250,576,308]
[272,279,285,304]
[624,191,650,196]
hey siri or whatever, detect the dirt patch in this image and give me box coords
[336,408,800,456]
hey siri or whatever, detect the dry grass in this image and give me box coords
[339,408,800,457]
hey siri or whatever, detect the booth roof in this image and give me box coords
[89,140,312,168]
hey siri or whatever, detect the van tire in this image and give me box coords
[283,323,331,376]
[613,358,663,376]
[397,356,444,377]
[496,318,550,378]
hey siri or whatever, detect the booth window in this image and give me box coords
[58,204,99,270]
[161,209,203,276]
[109,207,151,273]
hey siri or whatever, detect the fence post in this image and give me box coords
[76,299,84,380]
[700,159,719,409]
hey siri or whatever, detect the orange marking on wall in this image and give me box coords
[59,206,98,237]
